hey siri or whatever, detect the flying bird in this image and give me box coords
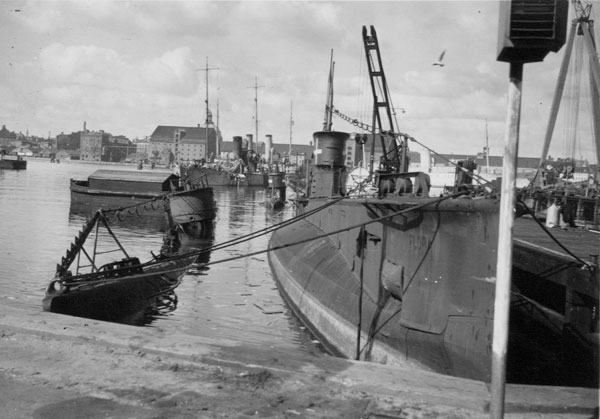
[432,50,446,67]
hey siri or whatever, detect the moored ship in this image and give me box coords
[269,26,502,381]
[70,169,180,200]
[0,153,27,170]
[167,170,217,238]
[269,131,501,380]
[268,22,598,388]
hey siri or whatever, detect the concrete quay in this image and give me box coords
[0,303,597,419]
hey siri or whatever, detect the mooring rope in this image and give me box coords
[167,192,466,269]
[175,176,376,259]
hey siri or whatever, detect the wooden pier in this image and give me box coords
[512,216,599,349]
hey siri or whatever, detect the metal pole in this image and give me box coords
[254,76,258,152]
[490,61,523,419]
[289,100,294,158]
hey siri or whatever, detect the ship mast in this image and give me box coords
[485,119,490,174]
[205,57,209,161]
[289,100,294,157]
[216,91,220,157]
[249,76,264,152]
[198,57,219,162]
[323,49,335,131]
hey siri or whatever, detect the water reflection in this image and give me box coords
[117,290,180,326]
[60,197,195,326]
[1,161,323,357]
[179,235,214,265]
[68,234,214,327]
[116,235,214,326]
[226,188,265,228]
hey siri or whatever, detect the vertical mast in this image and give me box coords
[323,49,334,131]
[254,76,258,152]
[198,57,219,162]
[485,119,490,174]
[216,91,220,157]
[247,78,264,153]
[289,100,294,157]
[205,57,209,161]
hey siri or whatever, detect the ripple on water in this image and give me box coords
[0,160,324,356]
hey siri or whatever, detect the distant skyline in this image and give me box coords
[1,0,599,162]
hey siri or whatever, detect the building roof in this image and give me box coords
[150,125,217,143]
[88,169,178,183]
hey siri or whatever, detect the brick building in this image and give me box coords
[80,131,104,161]
[149,119,222,164]
[0,125,17,147]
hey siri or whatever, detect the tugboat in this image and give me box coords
[0,150,26,170]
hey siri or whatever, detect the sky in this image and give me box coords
[1,0,599,162]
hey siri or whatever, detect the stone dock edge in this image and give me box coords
[0,303,597,419]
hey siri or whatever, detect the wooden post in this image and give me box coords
[491,62,523,419]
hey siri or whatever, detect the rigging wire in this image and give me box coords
[515,198,593,270]
[72,179,359,270]
[155,191,467,269]
[332,107,493,187]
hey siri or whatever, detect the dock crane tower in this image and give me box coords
[362,25,410,174]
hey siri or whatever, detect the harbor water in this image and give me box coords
[0,159,324,356]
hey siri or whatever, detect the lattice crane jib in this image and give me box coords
[362,25,408,173]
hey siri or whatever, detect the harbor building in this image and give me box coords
[149,113,222,165]
[80,130,105,162]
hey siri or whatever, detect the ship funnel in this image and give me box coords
[232,136,243,159]
[246,134,253,151]
[265,134,273,164]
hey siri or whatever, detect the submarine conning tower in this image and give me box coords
[310,131,349,198]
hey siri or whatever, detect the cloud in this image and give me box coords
[0,1,595,162]
[17,6,63,33]
[39,43,125,86]
[140,47,198,95]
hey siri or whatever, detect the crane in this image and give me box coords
[361,25,409,173]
